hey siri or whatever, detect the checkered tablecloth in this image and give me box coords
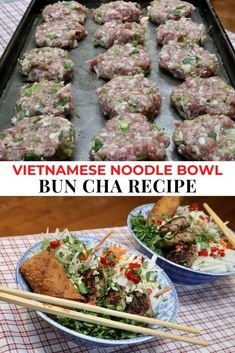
[0,0,235,57]
[0,227,235,353]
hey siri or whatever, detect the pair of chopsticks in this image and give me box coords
[0,286,209,347]
[203,203,235,248]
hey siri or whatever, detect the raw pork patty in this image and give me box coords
[42,1,88,24]
[0,115,76,161]
[92,1,141,24]
[96,75,162,119]
[148,0,195,24]
[35,18,86,49]
[173,114,235,161]
[159,41,219,79]
[90,113,169,161]
[94,20,145,48]
[15,81,73,122]
[88,43,151,79]
[156,17,207,45]
[20,47,75,82]
[171,76,235,119]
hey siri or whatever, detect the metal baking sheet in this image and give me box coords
[0,0,235,161]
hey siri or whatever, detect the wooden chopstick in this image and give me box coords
[0,286,199,334]
[0,290,209,346]
[203,203,235,248]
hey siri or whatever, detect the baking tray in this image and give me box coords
[0,0,235,161]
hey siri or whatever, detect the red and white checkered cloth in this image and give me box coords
[0,227,235,353]
[0,0,235,56]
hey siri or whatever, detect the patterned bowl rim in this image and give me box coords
[16,234,179,346]
[127,203,235,277]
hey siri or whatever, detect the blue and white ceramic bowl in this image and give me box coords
[128,204,235,286]
[16,234,179,348]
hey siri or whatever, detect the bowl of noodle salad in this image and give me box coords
[128,203,235,285]
[16,230,178,347]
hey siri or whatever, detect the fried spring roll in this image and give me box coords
[20,250,84,301]
[147,196,184,224]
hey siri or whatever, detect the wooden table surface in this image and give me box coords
[0,196,234,237]
[211,0,235,32]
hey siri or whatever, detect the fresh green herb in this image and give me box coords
[182,56,195,65]
[145,271,155,281]
[92,138,103,152]
[23,84,40,97]
[54,97,69,108]
[118,119,130,132]
[128,48,140,56]
[62,62,73,70]
[94,39,102,48]
[196,232,216,249]
[132,33,139,47]
[128,103,141,113]
[135,152,147,161]
[56,311,143,339]
[77,282,89,295]
[131,215,162,254]
[95,12,102,21]
[22,152,42,161]
[41,238,50,250]
[208,131,217,140]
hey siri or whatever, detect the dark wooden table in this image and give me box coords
[0,196,234,237]
[211,0,235,32]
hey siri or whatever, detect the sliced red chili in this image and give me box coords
[129,263,141,269]
[198,249,208,256]
[189,203,199,211]
[210,247,218,253]
[155,219,163,225]
[125,268,141,284]
[100,251,115,267]
[176,244,184,251]
[218,249,225,257]
[50,240,60,249]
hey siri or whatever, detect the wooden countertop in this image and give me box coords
[0,197,234,237]
[211,0,235,32]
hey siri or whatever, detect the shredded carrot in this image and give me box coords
[219,239,228,249]
[92,231,113,254]
[155,287,172,298]
[108,243,128,261]
[226,242,233,249]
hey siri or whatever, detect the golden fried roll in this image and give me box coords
[147,196,184,224]
[20,250,84,301]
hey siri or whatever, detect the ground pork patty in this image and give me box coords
[0,115,76,161]
[88,43,151,79]
[159,41,219,79]
[156,17,207,45]
[20,47,75,82]
[148,0,195,24]
[90,113,169,161]
[96,75,162,119]
[173,114,235,161]
[42,1,88,24]
[14,81,73,123]
[92,1,141,24]
[171,76,235,119]
[94,20,145,48]
[35,18,87,49]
